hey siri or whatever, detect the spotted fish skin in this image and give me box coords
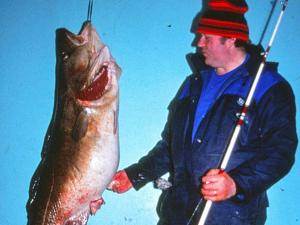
[26,21,121,225]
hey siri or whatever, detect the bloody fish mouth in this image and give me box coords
[76,65,108,101]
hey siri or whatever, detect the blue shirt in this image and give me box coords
[192,55,249,141]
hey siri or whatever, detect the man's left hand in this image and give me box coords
[201,169,236,201]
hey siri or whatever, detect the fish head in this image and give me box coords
[56,21,121,107]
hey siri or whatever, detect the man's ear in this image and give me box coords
[227,38,236,47]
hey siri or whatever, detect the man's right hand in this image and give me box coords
[107,170,133,193]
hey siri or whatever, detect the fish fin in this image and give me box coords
[26,158,56,223]
[90,197,105,215]
[72,110,89,141]
[64,210,89,225]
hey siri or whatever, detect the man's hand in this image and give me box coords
[107,170,133,193]
[201,169,236,201]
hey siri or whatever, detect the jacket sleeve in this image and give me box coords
[124,137,171,190]
[229,81,298,201]
[125,76,191,190]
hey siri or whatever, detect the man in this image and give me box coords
[108,0,298,224]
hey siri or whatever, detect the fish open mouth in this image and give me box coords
[76,65,108,101]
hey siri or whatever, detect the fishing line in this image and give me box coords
[258,0,278,45]
[87,0,94,21]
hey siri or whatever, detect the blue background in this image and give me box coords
[0,1,299,225]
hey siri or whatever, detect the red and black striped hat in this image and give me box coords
[197,0,249,42]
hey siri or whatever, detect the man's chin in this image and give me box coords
[204,58,211,66]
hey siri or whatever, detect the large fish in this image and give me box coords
[26,21,121,225]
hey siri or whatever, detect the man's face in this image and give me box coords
[197,33,229,68]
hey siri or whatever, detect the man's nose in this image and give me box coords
[197,36,206,47]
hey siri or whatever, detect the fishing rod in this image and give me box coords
[190,1,289,225]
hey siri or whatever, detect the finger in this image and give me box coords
[201,187,218,196]
[106,183,114,191]
[202,169,226,184]
[201,180,219,191]
[203,194,221,202]
[201,188,222,202]
[107,180,119,192]
[202,174,220,184]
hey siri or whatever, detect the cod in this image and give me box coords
[26,21,121,225]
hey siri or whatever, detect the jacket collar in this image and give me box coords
[181,44,279,100]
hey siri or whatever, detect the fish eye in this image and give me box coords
[61,51,69,61]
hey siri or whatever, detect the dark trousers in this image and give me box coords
[157,208,266,225]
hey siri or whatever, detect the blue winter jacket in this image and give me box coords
[125,47,298,225]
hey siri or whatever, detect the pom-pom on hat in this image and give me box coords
[197,0,249,42]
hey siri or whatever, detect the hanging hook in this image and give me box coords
[87,0,94,22]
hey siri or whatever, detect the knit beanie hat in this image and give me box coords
[197,0,249,42]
